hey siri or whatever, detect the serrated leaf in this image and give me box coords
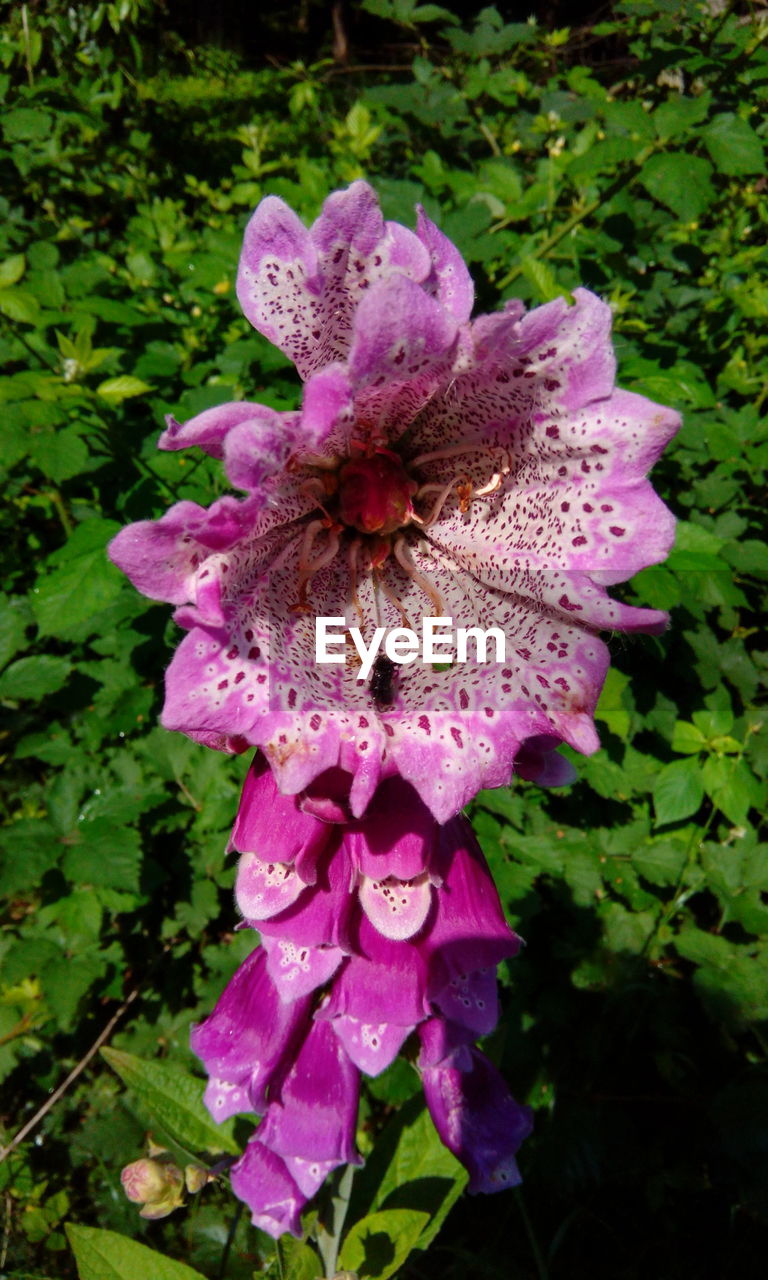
[339,1208,430,1280]
[96,375,154,403]
[653,758,705,825]
[703,113,765,176]
[633,840,687,886]
[639,153,715,220]
[66,1224,206,1280]
[32,519,124,638]
[0,654,72,699]
[101,1047,240,1155]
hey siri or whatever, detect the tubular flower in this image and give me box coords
[191,759,530,1234]
[109,181,678,823]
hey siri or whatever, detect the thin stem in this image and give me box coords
[316,1162,356,1279]
[0,986,141,1164]
[274,1234,286,1280]
[514,1186,549,1280]
[217,1200,244,1280]
[21,4,34,86]
[494,142,660,290]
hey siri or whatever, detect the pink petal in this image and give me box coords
[433,966,499,1036]
[230,1139,305,1238]
[262,936,344,1002]
[416,207,474,323]
[329,1015,412,1077]
[159,401,269,458]
[358,871,433,941]
[236,852,309,921]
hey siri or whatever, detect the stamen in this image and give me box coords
[393,535,444,614]
[373,568,412,629]
[413,478,460,527]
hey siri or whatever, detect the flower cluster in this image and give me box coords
[191,759,532,1235]
[112,181,677,1238]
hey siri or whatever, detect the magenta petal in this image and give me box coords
[108,498,247,606]
[236,852,309,921]
[420,1040,534,1194]
[262,935,344,1002]
[433,966,500,1036]
[256,838,353,949]
[230,1139,304,1238]
[237,196,321,365]
[283,1155,339,1199]
[346,776,439,880]
[425,818,521,997]
[190,947,311,1117]
[301,363,355,451]
[329,1014,412,1077]
[417,1015,474,1069]
[159,401,268,458]
[258,1020,360,1165]
[359,871,433,941]
[230,758,333,883]
[324,913,430,1025]
[223,410,299,493]
[416,206,474,323]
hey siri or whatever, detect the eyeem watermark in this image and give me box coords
[315,616,506,680]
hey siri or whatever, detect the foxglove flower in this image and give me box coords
[192,760,529,1233]
[109,181,678,822]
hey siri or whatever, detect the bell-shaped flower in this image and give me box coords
[418,1019,534,1194]
[109,181,678,823]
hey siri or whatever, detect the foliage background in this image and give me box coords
[1,1,767,1277]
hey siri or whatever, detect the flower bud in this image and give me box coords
[120,1157,184,1219]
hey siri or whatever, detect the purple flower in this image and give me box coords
[418,1019,534,1194]
[109,181,678,823]
[191,761,529,1232]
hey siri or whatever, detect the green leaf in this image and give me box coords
[66,1224,207,1280]
[639,153,715,220]
[671,720,707,754]
[0,254,26,288]
[652,95,711,141]
[96,375,154,403]
[32,519,124,638]
[348,1099,467,1265]
[2,107,53,141]
[0,288,40,324]
[595,667,632,738]
[0,655,71,700]
[633,840,687,886]
[101,1047,240,1155]
[339,1208,430,1280]
[278,1239,323,1280]
[703,114,765,176]
[519,257,568,303]
[653,758,705,825]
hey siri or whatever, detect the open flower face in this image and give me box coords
[110,182,678,822]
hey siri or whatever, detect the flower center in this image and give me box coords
[337,451,417,536]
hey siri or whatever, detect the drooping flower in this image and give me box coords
[191,759,530,1233]
[109,181,678,823]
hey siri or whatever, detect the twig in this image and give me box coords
[0,986,141,1165]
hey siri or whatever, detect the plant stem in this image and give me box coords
[316,1162,356,1279]
[494,142,660,290]
[515,1187,549,1280]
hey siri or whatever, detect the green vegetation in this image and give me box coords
[1,1,766,1276]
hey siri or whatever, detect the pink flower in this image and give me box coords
[110,181,678,822]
